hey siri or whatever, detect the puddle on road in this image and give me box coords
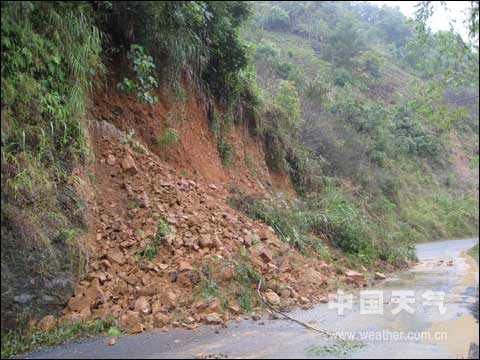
[424,251,479,359]
[426,314,479,359]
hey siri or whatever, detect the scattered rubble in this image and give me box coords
[49,124,376,335]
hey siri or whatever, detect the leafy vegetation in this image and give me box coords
[118,44,159,104]
[217,138,235,165]
[155,218,171,240]
[136,242,158,261]
[158,128,180,145]
[469,242,479,263]
[1,318,118,358]
[241,1,479,265]
[1,0,103,333]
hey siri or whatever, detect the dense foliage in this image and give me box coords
[241,1,479,261]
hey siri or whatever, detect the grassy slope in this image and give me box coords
[241,23,479,258]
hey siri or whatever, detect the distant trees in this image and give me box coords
[322,14,365,68]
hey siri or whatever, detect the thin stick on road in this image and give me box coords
[256,280,346,343]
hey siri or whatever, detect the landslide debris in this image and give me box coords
[50,123,359,333]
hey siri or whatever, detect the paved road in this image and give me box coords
[18,238,479,359]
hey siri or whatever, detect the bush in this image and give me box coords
[118,44,159,104]
[158,128,179,145]
[155,218,171,240]
[136,242,158,261]
[261,5,289,30]
[333,68,353,87]
[218,139,234,166]
[275,80,302,129]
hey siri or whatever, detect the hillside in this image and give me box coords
[1,1,479,356]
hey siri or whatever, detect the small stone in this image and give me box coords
[267,263,279,272]
[121,153,139,175]
[256,229,269,240]
[374,272,386,280]
[176,272,193,288]
[299,297,310,305]
[107,248,126,265]
[270,313,281,320]
[279,289,291,299]
[119,311,143,333]
[108,338,117,346]
[163,291,177,309]
[168,271,178,282]
[136,192,150,208]
[153,313,170,328]
[106,154,116,166]
[199,235,215,249]
[134,296,151,315]
[319,295,329,303]
[14,294,34,304]
[184,316,195,325]
[208,299,222,313]
[179,261,193,272]
[265,291,281,306]
[203,313,223,325]
[151,301,163,314]
[243,235,253,248]
[219,266,234,281]
[38,315,56,332]
[228,305,241,315]
[345,270,364,281]
[259,249,273,263]
[68,295,90,312]
[194,300,209,313]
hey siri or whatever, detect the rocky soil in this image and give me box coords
[34,121,372,334]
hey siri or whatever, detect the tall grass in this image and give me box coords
[1,1,103,331]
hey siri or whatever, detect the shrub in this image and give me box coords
[333,68,353,87]
[118,44,159,104]
[158,128,179,145]
[218,139,234,166]
[136,242,158,261]
[120,130,147,153]
[275,80,302,130]
[155,218,171,240]
[261,5,289,30]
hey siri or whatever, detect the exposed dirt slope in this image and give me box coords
[52,121,349,333]
[91,83,294,194]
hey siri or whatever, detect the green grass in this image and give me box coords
[229,184,417,266]
[305,341,365,357]
[157,128,180,145]
[468,242,479,263]
[1,319,118,358]
[155,218,171,240]
[136,242,158,261]
[217,139,234,166]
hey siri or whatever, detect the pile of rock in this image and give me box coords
[48,131,349,333]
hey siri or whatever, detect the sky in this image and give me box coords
[369,1,472,39]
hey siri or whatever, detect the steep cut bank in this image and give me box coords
[91,80,294,194]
